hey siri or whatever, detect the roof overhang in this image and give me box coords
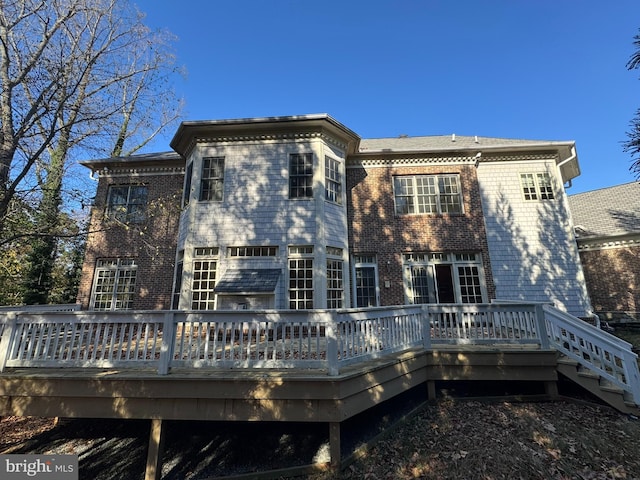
[78,151,184,173]
[214,269,281,295]
[170,114,361,157]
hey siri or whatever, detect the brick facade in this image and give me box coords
[578,245,640,320]
[347,162,496,306]
[77,170,183,310]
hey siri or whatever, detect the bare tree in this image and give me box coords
[624,30,640,179]
[0,0,184,240]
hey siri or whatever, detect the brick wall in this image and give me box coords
[77,171,183,310]
[578,246,640,319]
[347,162,495,306]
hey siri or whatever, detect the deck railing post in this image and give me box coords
[0,312,18,373]
[535,304,550,349]
[326,311,339,376]
[421,305,432,350]
[158,312,175,375]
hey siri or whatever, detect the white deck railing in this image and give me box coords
[544,304,640,404]
[1,302,639,403]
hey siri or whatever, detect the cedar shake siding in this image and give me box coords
[76,115,590,316]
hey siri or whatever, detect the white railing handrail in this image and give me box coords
[543,304,640,405]
[2,303,639,406]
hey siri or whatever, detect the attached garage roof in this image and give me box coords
[214,269,281,294]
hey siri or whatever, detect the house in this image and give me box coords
[77,114,593,318]
[568,182,640,321]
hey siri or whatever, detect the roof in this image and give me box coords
[78,151,182,170]
[568,182,640,238]
[359,135,572,153]
[214,269,281,294]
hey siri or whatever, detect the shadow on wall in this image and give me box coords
[479,178,590,316]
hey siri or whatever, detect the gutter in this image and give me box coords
[556,145,577,188]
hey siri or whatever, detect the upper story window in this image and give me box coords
[393,174,463,215]
[289,153,313,199]
[199,157,225,201]
[520,173,554,201]
[325,156,342,204]
[183,162,193,206]
[106,185,148,223]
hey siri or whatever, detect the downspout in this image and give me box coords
[89,168,99,181]
[556,146,577,188]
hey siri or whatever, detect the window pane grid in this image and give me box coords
[106,185,148,223]
[458,265,483,303]
[289,153,313,198]
[91,259,137,311]
[325,157,342,204]
[200,157,224,201]
[289,257,313,309]
[394,175,462,215]
[191,259,217,310]
[537,173,555,200]
[327,259,343,308]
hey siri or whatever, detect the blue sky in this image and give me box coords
[134,0,640,194]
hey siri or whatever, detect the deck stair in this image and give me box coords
[556,355,640,415]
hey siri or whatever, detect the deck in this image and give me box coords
[1,303,638,479]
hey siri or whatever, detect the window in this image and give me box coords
[200,157,225,201]
[172,251,184,309]
[354,255,379,307]
[227,246,278,257]
[191,247,219,310]
[403,252,485,304]
[106,185,148,223]
[183,162,193,206]
[289,153,313,198]
[393,175,462,215]
[325,156,342,204]
[326,247,344,308]
[288,245,314,309]
[90,259,137,310]
[520,173,554,201]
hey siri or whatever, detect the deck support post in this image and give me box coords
[544,380,558,397]
[329,422,341,468]
[427,380,437,401]
[145,418,166,480]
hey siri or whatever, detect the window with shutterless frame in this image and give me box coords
[520,172,555,201]
[326,247,344,308]
[191,247,219,310]
[288,245,314,309]
[106,184,148,223]
[199,157,225,201]
[289,153,313,199]
[90,259,138,311]
[325,156,342,204]
[393,174,463,215]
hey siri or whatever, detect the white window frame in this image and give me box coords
[106,185,148,223]
[289,153,314,199]
[393,174,463,215]
[191,247,219,310]
[199,157,225,202]
[288,245,314,309]
[90,259,138,311]
[326,247,344,309]
[402,252,486,304]
[325,156,342,205]
[353,255,379,308]
[519,172,555,201]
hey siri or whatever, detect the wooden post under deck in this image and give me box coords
[145,418,166,480]
[329,422,341,468]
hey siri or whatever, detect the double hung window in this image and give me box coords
[106,185,148,223]
[326,247,344,308]
[325,157,342,204]
[200,157,225,201]
[289,153,313,198]
[393,174,463,215]
[191,247,219,310]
